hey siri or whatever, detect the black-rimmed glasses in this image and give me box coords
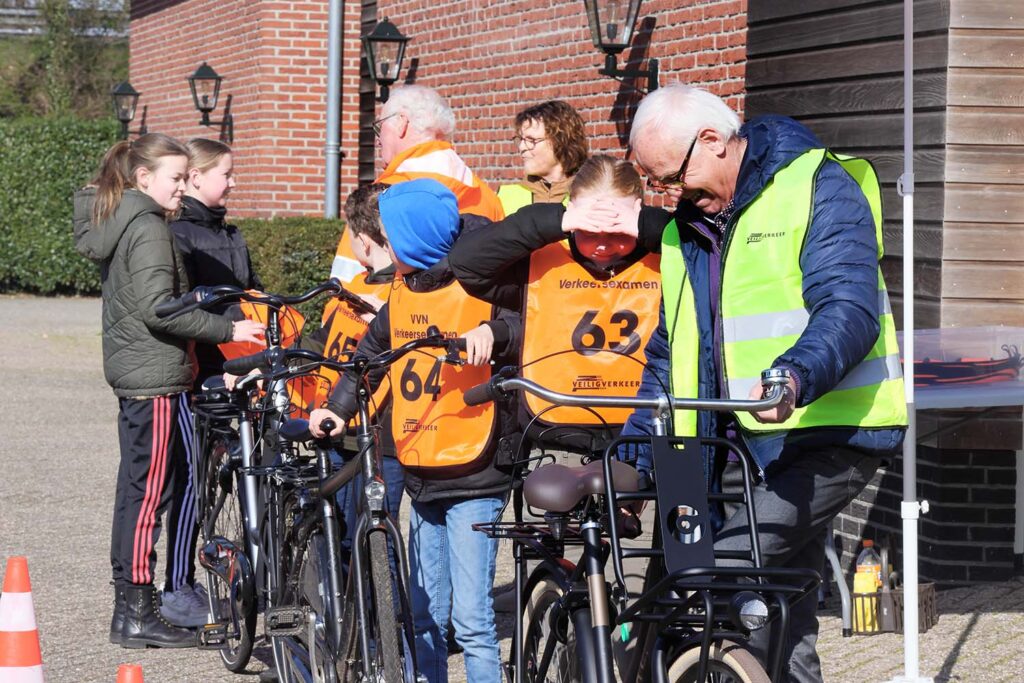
[648,135,699,189]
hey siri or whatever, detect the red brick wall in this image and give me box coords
[129,0,746,217]
[378,0,747,187]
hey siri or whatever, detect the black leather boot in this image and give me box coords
[121,583,195,649]
[109,581,126,644]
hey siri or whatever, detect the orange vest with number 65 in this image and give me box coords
[307,271,393,418]
[521,241,661,427]
[389,278,497,478]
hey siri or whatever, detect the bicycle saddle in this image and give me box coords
[523,460,639,513]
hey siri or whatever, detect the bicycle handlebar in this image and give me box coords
[463,368,791,414]
[155,280,351,320]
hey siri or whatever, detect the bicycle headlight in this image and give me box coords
[729,591,769,631]
[365,480,386,503]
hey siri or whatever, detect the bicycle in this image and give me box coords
[219,325,466,682]
[156,280,356,673]
[465,369,821,683]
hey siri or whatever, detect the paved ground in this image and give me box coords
[1,295,1022,682]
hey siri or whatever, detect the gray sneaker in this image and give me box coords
[160,584,210,628]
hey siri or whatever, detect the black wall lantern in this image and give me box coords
[583,0,658,92]
[362,18,410,103]
[188,62,233,142]
[111,81,147,139]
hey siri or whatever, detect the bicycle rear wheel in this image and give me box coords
[368,530,404,682]
[521,572,581,683]
[665,640,769,683]
[200,438,257,672]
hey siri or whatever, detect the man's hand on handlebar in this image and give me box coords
[232,319,267,344]
[309,408,346,438]
[748,373,797,423]
[462,324,494,367]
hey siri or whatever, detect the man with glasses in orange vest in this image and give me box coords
[331,85,504,285]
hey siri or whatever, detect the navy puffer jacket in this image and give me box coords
[623,115,904,474]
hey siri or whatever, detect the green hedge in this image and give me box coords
[237,216,345,328]
[0,116,345,322]
[0,117,119,294]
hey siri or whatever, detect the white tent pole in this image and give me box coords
[891,0,931,682]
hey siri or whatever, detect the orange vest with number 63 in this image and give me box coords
[389,278,497,477]
[521,241,661,427]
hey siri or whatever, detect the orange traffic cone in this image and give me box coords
[116,663,144,682]
[0,556,44,682]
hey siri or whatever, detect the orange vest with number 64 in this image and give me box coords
[521,241,661,427]
[389,278,497,478]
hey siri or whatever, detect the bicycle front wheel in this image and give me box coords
[368,530,404,682]
[521,571,581,683]
[665,640,770,683]
[200,439,256,672]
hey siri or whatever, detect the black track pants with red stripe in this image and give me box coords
[110,394,190,586]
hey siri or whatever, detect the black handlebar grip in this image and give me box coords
[319,418,337,435]
[223,350,270,376]
[464,379,498,406]
[453,338,467,352]
[154,295,188,318]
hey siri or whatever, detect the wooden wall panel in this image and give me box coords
[946,146,1024,184]
[942,300,1024,327]
[944,223,1024,261]
[947,107,1024,145]
[950,31,1024,68]
[949,0,1024,29]
[941,262,1024,299]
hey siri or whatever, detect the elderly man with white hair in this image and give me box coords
[332,84,503,281]
[618,84,907,682]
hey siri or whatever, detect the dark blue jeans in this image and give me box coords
[714,445,881,683]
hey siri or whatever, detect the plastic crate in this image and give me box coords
[852,583,938,635]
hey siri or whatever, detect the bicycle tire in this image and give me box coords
[369,530,405,683]
[277,531,337,683]
[665,640,770,683]
[335,579,360,682]
[200,439,256,672]
[521,572,581,683]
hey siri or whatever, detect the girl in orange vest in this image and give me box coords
[450,155,665,442]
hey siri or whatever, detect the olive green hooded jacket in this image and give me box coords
[73,188,234,398]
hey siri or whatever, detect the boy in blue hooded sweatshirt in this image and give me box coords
[310,179,520,683]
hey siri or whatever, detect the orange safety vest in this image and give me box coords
[521,242,661,427]
[302,271,393,419]
[377,140,505,222]
[388,277,497,477]
[331,143,503,283]
[216,293,310,417]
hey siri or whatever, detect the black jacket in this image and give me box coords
[449,202,660,308]
[326,217,522,503]
[169,196,262,385]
